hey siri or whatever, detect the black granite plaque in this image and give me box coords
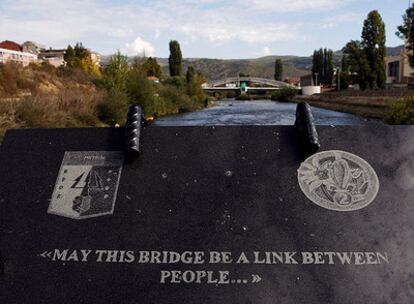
[0,126,413,303]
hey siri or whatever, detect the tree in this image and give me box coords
[341,55,349,72]
[79,56,101,78]
[324,49,334,85]
[64,45,75,66]
[168,40,182,76]
[97,51,129,124]
[274,59,283,81]
[338,56,351,90]
[343,40,371,90]
[64,42,101,77]
[312,49,323,85]
[196,71,207,85]
[126,67,155,110]
[102,51,129,93]
[396,4,414,68]
[65,43,89,68]
[142,57,162,78]
[341,11,386,90]
[186,66,196,83]
[312,48,334,85]
[311,50,318,84]
[361,10,386,89]
[186,66,200,96]
[74,43,89,60]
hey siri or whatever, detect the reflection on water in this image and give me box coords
[154,99,382,126]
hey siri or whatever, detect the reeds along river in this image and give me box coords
[153,99,383,126]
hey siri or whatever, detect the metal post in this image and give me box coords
[125,105,144,158]
[295,102,320,157]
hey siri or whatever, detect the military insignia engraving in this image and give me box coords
[297,150,379,211]
[48,151,123,219]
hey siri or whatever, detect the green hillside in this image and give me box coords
[102,45,403,82]
[157,56,310,81]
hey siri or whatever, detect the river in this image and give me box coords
[153,99,382,126]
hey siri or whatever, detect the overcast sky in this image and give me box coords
[0,0,409,58]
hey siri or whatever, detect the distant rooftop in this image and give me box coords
[0,40,22,52]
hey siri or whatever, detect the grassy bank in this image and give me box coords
[291,90,414,120]
[0,57,209,140]
[0,62,105,139]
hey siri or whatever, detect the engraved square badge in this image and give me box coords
[48,151,124,219]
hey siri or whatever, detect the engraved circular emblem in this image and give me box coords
[297,150,379,211]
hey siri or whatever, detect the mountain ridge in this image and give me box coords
[102,45,403,81]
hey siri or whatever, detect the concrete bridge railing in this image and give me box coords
[207,77,291,88]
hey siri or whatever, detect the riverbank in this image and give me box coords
[291,90,414,119]
[0,61,210,140]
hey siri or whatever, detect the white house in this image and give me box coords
[385,45,414,86]
[0,47,38,66]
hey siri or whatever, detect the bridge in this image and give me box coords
[202,77,294,94]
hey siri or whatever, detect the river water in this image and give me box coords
[153,99,382,126]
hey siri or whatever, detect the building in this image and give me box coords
[300,74,315,87]
[0,40,22,52]
[0,40,38,66]
[90,52,101,66]
[0,48,38,66]
[147,76,160,83]
[38,49,66,67]
[385,45,414,86]
[21,41,44,55]
[284,77,300,86]
[0,39,102,68]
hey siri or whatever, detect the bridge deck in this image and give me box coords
[208,77,291,88]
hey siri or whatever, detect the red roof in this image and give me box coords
[0,40,22,52]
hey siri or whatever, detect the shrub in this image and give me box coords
[0,62,25,96]
[0,82,104,139]
[384,96,414,125]
[226,91,238,98]
[0,100,21,138]
[13,87,104,129]
[163,76,186,91]
[236,94,252,100]
[158,85,193,113]
[126,69,155,110]
[97,89,128,125]
[57,66,95,84]
[213,92,226,100]
[15,96,58,128]
[271,86,299,102]
[147,96,178,118]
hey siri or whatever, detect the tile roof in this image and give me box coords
[0,40,22,52]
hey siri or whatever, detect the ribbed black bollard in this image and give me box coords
[295,102,320,157]
[125,105,143,158]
